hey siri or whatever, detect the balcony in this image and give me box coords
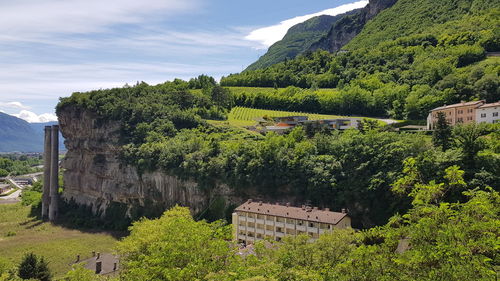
[256,219,264,224]
[247,236,255,242]
[275,231,285,238]
[296,225,306,232]
[238,225,246,231]
[265,230,274,236]
[239,216,247,222]
[256,228,264,234]
[285,223,295,229]
[265,220,274,226]
[247,227,255,233]
[247,217,255,223]
[307,227,318,233]
[238,234,246,240]
[275,222,285,228]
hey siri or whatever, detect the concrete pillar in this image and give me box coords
[41,126,52,219]
[48,125,59,221]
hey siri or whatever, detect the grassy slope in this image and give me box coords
[346,0,500,50]
[0,204,118,278]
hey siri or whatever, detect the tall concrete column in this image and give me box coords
[41,126,52,219]
[48,125,59,221]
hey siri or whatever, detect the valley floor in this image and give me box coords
[0,203,119,278]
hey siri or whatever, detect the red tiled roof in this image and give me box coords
[431,100,485,111]
[235,200,348,225]
[478,102,500,109]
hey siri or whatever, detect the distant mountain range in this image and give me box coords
[0,112,64,153]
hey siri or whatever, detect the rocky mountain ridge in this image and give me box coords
[246,10,359,71]
[309,0,398,52]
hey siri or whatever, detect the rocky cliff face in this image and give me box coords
[58,106,238,217]
[309,0,397,52]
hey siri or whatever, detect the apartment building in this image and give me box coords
[427,100,500,129]
[476,102,500,124]
[232,200,351,245]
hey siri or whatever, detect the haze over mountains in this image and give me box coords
[0,112,64,152]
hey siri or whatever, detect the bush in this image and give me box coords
[18,253,52,281]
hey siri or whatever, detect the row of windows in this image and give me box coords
[238,212,330,227]
[241,221,332,230]
[480,112,499,118]
[457,109,474,114]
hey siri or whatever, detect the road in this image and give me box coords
[0,172,41,204]
[378,118,399,125]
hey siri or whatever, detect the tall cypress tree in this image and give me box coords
[432,112,452,151]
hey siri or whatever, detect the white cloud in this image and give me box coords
[13,110,58,123]
[0,0,200,40]
[245,1,368,48]
[0,101,31,110]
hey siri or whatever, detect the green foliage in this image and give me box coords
[114,175,500,280]
[18,253,51,281]
[432,111,452,150]
[246,11,359,71]
[0,155,41,176]
[221,3,500,119]
[117,206,234,281]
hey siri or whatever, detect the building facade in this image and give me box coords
[265,116,360,134]
[476,102,500,124]
[233,200,351,244]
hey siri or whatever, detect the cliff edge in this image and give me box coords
[309,0,397,53]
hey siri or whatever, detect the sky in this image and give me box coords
[0,0,367,123]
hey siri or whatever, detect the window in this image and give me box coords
[457,117,463,122]
[481,113,486,118]
[468,109,473,113]
[276,227,283,233]
[494,112,499,117]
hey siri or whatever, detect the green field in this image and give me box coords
[0,203,119,278]
[226,86,339,96]
[226,106,346,127]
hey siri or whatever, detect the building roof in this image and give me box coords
[478,102,500,109]
[431,100,485,112]
[235,200,348,225]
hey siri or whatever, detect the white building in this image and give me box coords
[232,200,351,244]
[476,102,500,124]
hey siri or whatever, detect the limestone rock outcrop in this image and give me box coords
[58,106,236,216]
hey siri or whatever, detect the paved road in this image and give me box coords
[0,172,41,203]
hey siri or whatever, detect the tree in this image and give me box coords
[432,112,452,151]
[453,123,487,170]
[117,206,234,281]
[18,253,51,281]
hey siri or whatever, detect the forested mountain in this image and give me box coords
[309,0,397,53]
[222,0,500,120]
[0,112,63,152]
[246,10,359,71]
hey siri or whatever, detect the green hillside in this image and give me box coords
[246,10,359,71]
[346,0,500,50]
[221,0,500,120]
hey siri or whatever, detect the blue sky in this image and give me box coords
[0,0,367,122]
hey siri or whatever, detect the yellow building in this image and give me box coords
[427,100,485,129]
[232,200,351,244]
